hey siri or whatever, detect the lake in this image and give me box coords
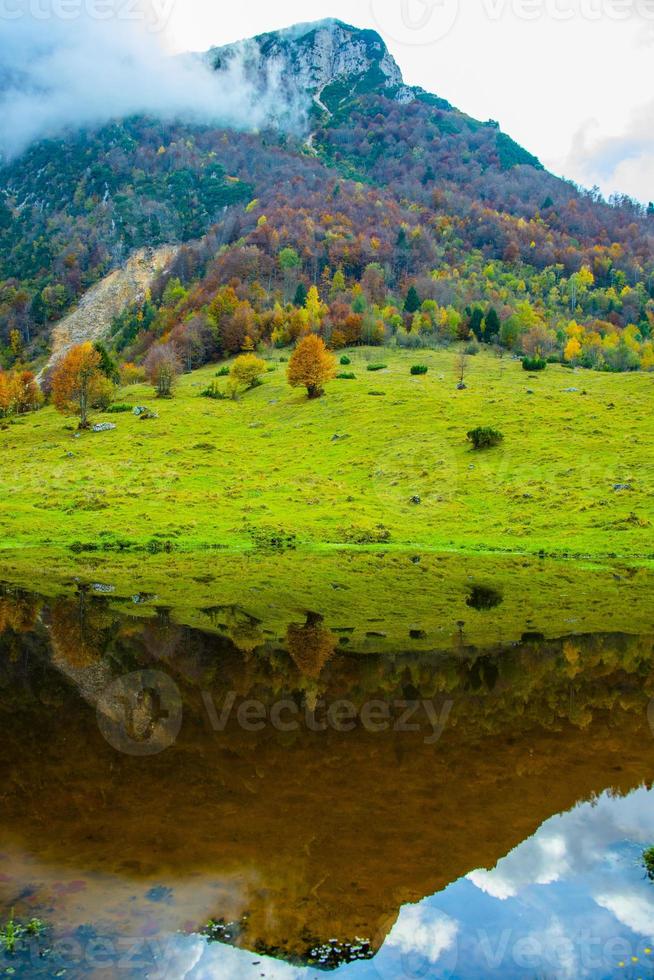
[0,568,653,978]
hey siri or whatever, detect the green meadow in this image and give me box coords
[1,347,653,563]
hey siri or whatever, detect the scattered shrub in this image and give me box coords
[215,365,230,377]
[411,364,429,376]
[367,363,388,372]
[246,525,298,550]
[340,355,352,365]
[467,585,504,610]
[337,372,356,380]
[467,427,504,450]
[464,342,480,356]
[341,524,391,544]
[522,356,547,372]
[104,403,133,414]
[201,381,229,400]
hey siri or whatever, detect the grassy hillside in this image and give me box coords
[1,347,653,562]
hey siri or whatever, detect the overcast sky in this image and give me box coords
[165,0,654,204]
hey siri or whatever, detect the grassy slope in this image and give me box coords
[1,347,652,561]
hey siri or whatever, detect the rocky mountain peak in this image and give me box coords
[208,19,415,122]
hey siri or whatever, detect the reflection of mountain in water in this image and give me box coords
[0,584,653,970]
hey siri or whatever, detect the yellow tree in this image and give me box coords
[229,353,267,392]
[287,335,336,399]
[305,285,327,330]
[51,342,103,428]
[564,337,582,362]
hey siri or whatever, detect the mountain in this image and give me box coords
[0,20,652,372]
[209,19,415,120]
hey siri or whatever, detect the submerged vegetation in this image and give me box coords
[644,847,654,880]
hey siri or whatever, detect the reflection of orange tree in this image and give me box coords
[0,591,40,635]
[49,595,114,669]
[286,613,337,680]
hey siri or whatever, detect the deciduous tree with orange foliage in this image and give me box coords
[51,342,104,428]
[0,369,41,418]
[0,371,19,417]
[286,334,336,399]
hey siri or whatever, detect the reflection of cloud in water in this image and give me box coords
[386,904,459,962]
[159,937,306,979]
[595,890,654,938]
[142,788,654,979]
[468,834,568,899]
[467,787,654,902]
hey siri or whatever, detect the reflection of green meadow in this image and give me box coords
[1,551,652,655]
[0,348,652,562]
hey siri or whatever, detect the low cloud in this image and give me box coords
[0,1,306,161]
[563,103,654,204]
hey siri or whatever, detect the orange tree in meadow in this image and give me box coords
[51,342,104,428]
[286,334,336,399]
[0,369,41,417]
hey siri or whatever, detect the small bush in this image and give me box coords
[341,524,391,544]
[340,355,351,365]
[522,356,547,372]
[464,342,480,356]
[104,403,133,414]
[201,381,228,400]
[337,372,356,380]
[467,585,503,610]
[246,525,298,551]
[215,365,230,377]
[411,365,429,376]
[367,363,388,372]
[467,427,504,450]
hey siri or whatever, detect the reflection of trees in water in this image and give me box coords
[0,585,653,737]
[140,616,184,662]
[0,588,40,635]
[49,592,116,669]
[286,613,337,680]
[202,605,266,655]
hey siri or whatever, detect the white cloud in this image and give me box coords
[467,787,654,901]
[595,890,654,938]
[0,2,306,161]
[386,904,459,963]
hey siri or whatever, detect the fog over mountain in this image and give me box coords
[0,6,306,161]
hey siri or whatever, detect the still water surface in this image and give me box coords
[0,582,653,978]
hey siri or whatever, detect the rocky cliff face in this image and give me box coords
[43,244,178,375]
[208,19,415,124]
